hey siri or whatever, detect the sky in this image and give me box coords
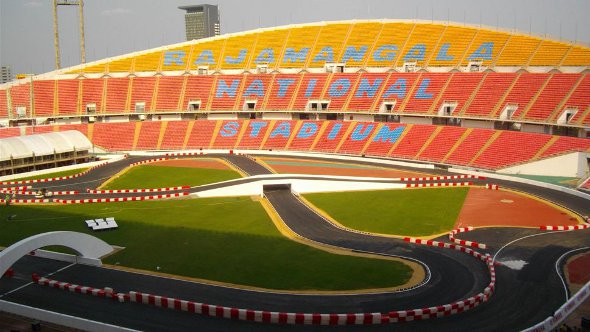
[1,0,589,76]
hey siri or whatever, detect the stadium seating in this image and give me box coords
[363,123,406,157]
[130,77,156,112]
[155,76,184,111]
[417,126,467,163]
[338,122,377,154]
[0,120,588,171]
[81,78,104,115]
[262,120,297,150]
[57,80,79,115]
[10,83,31,118]
[2,71,588,125]
[471,131,552,169]
[287,121,325,151]
[539,136,590,159]
[464,73,517,117]
[105,78,130,113]
[313,121,352,153]
[499,73,550,118]
[135,121,162,150]
[92,122,135,150]
[212,120,243,149]
[444,129,495,166]
[0,90,8,118]
[182,75,215,112]
[523,74,581,122]
[33,80,55,117]
[390,125,437,158]
[433,72,484,114]
[236,120,271,149]
[159,121,189,150]
[185,120,217,149]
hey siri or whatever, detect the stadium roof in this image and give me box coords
[0,130,92,161]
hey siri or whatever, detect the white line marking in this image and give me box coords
[554,246,590,301]
[0,263,76,299]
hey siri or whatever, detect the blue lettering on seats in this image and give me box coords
[415,78,433,99]
[296,122,318,138]
[373,45,397,61]
[372,125,405,143]
[277,79,295,97]
[382,78,407,99]
[249,122,268,137]
[327,123,343,140]
[244,79,265,97]
[164,51,186,66]
[215,79,240,98]
[194,50,215,65]
[270,122,291,138]
[351,123,375,140]
[468,42,494,60]
[328,78,351,97]
[403,44,426,61]
[312,46,334,63]
[220,121,239,137]
[355,78,383,98]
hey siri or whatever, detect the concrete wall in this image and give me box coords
[400,116,431,125]
[207,113,237,120]
[193,174,406,197]
[499,152,589,178]
[262,113,293,120]
[346,114,374,122]
[462,119,494,129]
[521,123,547,134]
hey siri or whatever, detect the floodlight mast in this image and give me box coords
[52,0,86,70]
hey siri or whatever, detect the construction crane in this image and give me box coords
[52,0,86,70]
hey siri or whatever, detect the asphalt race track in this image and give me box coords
[1,153,589,331]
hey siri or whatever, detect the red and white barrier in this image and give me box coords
[32,274,107,298]
[485,184,500,190]
[539,224,589,231]
[448,227,487,249]
[0,199,51,204]
[400,175,484,182]
[87,186,190,194]
[405,182,472,188]
[130,158,169,166]
[0,162,107,185]
[31,251,495,327]
[0,186,33,192]
[53,192,189,204]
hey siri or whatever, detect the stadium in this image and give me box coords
[0,17,589,332]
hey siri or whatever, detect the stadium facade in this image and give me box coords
[0,20,589,177]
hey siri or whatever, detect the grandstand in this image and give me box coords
[0,19,589,177]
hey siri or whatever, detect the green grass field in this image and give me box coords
[103,165,242,189]
[8,168,89,181]
[0,198,412,291]
[305,188,469,237]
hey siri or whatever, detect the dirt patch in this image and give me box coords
[153,159,230,170]
[568,252,590,284]
[456,188,579,228]
[261,157,431,178]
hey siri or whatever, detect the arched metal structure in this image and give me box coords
[0,231,113,278]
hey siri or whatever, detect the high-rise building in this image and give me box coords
[0,66,12,84]
[178,4,220,41]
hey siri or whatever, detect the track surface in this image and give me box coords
[1,153,589,331]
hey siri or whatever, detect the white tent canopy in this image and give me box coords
[0,130,92,161]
